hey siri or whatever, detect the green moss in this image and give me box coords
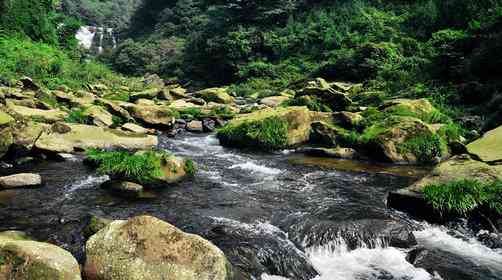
[65,107,92,124]
[284,96,332,112]
[86,149,165,184]
[0,111,14,125]
[398,133,447,165]
[423,179,502,216]
[218,116,289,150]
[184,159,196,176]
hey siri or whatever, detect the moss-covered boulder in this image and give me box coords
[361,116,447,165]
[195,88,235,104]
[52,90,96,107]
[129,88,162,101]
[388,154,502,222]
[83,105,114,128]
[97,99,134,122]
[310,121,349,147]
[86,150,195,185]
[380,99,444,123]
[84,215,232,280]
[0,232,81,280]
[217,106,312,150]
[295,78,353,111]
[467,125,502,164]
[35,124,158,153]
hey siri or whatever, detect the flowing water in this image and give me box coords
[75,26,117,54]
[0,133,501,279]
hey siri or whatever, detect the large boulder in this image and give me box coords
[35,124,158,153]
[83,105,114,128]
[217,106,312,150]
[97,99,134,122]
[380,98,442,123]
[467,125,502,164]
[130,104,177,128]
[0,173,42,189]
[129,88,162,101]
[84,215,232,280]
[387,154,502,221]
[7,103,68,123]
[0,231,81,280]
[195,88,235,104]
[362,116,447,165]
[295,78,353,111]
[52,90,96,107]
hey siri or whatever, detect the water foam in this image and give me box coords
[307,237,432,280]
[64,175,109,198]
[75,26,95,49]
[414,226,502,269]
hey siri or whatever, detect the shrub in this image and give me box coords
[184,159,196,176]
[398,133,446,165]
[65,108,92,124]
[284,96,332,112]
[423,179,502,216]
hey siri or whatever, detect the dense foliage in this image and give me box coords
[105,0,502,130]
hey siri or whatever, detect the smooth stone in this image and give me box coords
[0,173,42,189]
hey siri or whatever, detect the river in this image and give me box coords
[0,133,501,279]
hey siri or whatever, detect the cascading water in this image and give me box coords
[0,132,501,279]
[75,26,117,54]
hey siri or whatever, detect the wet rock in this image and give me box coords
[175,119,187,129]
[15,156,35,165]
[84,215,232,280]
[466,125,502,164]
[35,124,158,153]
[101,180,144,198]
[260,96,290,107]
[406,247,490,280]
[306,147,359,159]
[218,107,313,150]
[0,231,81,280]
[187,120,204,133]
[195,87,235,104]
[332,111,363,129]
[204,218,317,280]
[476,230,502,249]
[0,127,13,159]
[0,173,42,189]
[309,121,345,147]
[203,118,216,132]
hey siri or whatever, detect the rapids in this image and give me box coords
[0,133,501,279]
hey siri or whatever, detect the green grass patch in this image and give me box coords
[283,96,332,112]
[398,133,447,165]
[217,116,289,150]
[86,149,166,184]
[423,179,502,216]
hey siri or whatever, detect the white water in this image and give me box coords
[229,162,282,176]
[75,26,95,49]
[63,175,109,198]
[75,26,117,53]
[414,226,502,269]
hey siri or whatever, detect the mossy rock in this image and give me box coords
[217,106,312,150]
[130,103,177,128]
[294,78,353,111]
[83,105,114,128]
[0,127,13,159]
[7,103,68,124]
[310,121,350,147]
[195,88,235,104]
[129,88,162,101]
[380,99,445,124]
[35,124,158,153]
[361,116,447,165]
[466,125,502,164]
[84,215,232,280]
[0,233,81,280]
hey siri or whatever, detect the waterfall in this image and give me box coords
[75,26,117,54]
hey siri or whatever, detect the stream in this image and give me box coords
[0,133,501,279]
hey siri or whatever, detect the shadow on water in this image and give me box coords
[0,133,500,280]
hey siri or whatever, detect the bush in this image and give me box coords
[398,133,446,165]
[65,108,92,124]
[423,179,502,216]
